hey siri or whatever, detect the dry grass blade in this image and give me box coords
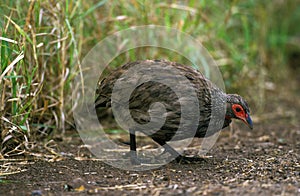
[0,52,24,84]
[95,183,152,191]
[0,164,27,176]
[157,3,197,15]
[4,15,32,44]
[0,37,18,44]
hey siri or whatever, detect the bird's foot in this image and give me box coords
[129,151,153,165]
[174,155,207,164]
[130,156,142,165]
[131,157,154,165]
[129,150,141,165]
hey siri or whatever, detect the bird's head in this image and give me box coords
[226,94,253,129]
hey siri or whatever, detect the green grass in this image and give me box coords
[0,0,299,157]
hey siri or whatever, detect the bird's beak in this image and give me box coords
[243,113,253,129]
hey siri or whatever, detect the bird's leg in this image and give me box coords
[154,139,206,163]
[129,129,141,165]
[160,143,181,158]
[153,139,180,158]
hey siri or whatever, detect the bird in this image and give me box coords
[95,60,253,164]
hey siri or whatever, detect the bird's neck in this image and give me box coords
[225,102,235,119]
[225,115,231,120]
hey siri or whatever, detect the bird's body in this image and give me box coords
[95,60,253,164]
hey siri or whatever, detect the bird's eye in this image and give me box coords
[235,107,242,112]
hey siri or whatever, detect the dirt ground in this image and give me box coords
[1,80,300,195]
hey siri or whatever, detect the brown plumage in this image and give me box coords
[95,60,253,164]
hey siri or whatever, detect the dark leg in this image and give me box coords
[160,143,181,158]
[153,138,206,163]
[153,139,180,158]
[129,129,141,165]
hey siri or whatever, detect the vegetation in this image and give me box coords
[0,0,299,158]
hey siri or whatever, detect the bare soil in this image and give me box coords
[1,81,300,196]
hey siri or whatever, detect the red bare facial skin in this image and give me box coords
[232,104,253,129]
